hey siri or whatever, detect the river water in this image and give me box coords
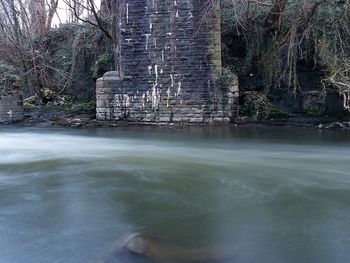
[0,127,350,263]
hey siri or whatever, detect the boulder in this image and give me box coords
[120,232,234,263]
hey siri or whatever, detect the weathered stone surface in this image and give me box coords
[302,89,348,119]
[0,79,24,124]
[302,91,325,114]
[96,0,237,123]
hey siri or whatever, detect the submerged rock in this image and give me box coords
[0,66,24,124]
[124,233,151,255]
[326,122,345,130]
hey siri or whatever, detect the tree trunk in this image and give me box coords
[264,0,289,33]
[100,0,113,16]
[46,0,59,33]
[29,0,47,37]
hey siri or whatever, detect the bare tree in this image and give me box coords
[0,0,69,101]
[62,0,113,39]
[63,0,122,77]
[46,0,59,33]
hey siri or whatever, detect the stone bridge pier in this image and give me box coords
[0,77,24,124]
[96,0,238,123]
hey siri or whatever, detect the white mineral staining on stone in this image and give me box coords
[145,34,151,50]
[166,87,171,107]
[170,74,174,88]
[151,65,161,109]
[148,65,152,75]
[152,84,160,109]
[146,91,151,102]
[176,82,182,97]
[124,94,130,107]
[126,3,129,24]
[162,50,165,61]
[114,94,121,107]
[7,110,13,118]
[141,93,146,109]
[154,65,159,84]
[113,94,130,109]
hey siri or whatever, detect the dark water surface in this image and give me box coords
[0,127,350,263]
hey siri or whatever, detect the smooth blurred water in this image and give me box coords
[0,127,350,263]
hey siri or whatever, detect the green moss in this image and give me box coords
[268,104,290,119]
[220,68,237,84]
[305,109,323,117]
[93,52,114,79]
[0,60,18,95]
[241,92,290,121]
[0,60,17,85]
[46,23,113,101]
[65,101,96,117]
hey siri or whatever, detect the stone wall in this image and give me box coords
[0,80,24,124]
[96,0,238,123]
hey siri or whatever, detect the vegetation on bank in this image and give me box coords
[221,0,349,121]
[0,60,17,91]
[0,0,349,124]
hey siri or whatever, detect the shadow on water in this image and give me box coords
[103,231,236,263]
[104,250,234,263]
[104,251,157,263]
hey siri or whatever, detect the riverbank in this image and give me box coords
[4,104,350,131]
